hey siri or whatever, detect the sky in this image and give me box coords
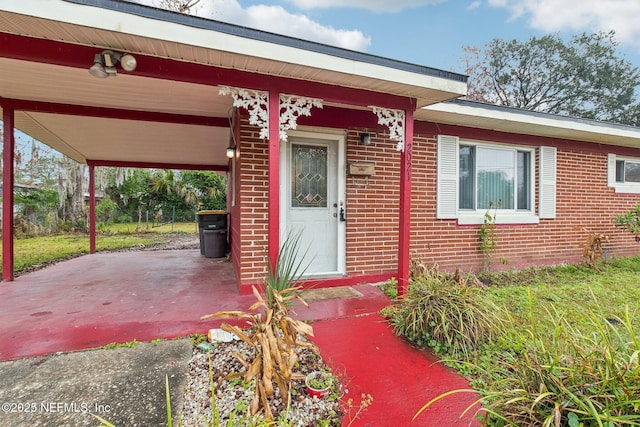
[142,0,640,75]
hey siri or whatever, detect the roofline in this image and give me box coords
[64,0,467,84]
[443,99,640,133]
[424,98,640,139]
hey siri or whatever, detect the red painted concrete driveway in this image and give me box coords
[0,249,481,425]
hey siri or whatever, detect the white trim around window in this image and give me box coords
[437,135,557,224]
[608,153,640,194]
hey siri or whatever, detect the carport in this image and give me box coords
[1,1,237,281]
[0,0,468,293]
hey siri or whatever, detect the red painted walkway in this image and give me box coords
[0,250,481,425]
[312,313,481,426]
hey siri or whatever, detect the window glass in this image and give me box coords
[459,145,475,210]
[625,161,640,183]
[291,144,327,208]
[458,143,532,212]
[476,147,514,210]
[517,151,531,210]
[616,160,625,183]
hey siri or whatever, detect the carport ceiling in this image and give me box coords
[0,57,232,167]
[0,0,468,170]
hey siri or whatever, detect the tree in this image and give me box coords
[463,31,640,125]
[155,0,201,13]
[57,157,87,229]
[179,170,226,210]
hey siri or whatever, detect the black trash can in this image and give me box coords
[203,229,227,258]
[197,210,227,255]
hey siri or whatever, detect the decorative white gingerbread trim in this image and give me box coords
[279,94,323,141]
[219,86,269,139]
[370,106,405,151]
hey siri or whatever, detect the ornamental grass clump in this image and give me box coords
[384,267,499,359]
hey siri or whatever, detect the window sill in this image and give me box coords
[457,213,540,225]
[613,185,640,194]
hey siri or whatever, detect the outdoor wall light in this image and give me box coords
[89,50,137,78]
[226,145,236,159]
[359,132,371,145]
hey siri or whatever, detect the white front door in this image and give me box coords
[281,131,345,276]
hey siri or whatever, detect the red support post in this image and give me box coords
[2,105,15,281]
[397,107,415,297]
[267,89,281,272]
[88,164,96,254]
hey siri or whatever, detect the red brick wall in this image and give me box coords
[233,114,640,287]
[345,131,400,276]
[234,117,270,285]
[409,128,640,272]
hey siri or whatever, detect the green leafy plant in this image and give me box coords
[201,286,316,420]
[479,201,499,272]
[305,370,334,390]
[614,204,640,241]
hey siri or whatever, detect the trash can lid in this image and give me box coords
[197,210,227,215]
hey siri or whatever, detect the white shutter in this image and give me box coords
[539,146,557,219]
[436,135,459,219]
[607,153,616,187]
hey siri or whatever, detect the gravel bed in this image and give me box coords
[179,339,342,426]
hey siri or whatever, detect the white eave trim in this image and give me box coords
[2,0,467,97]
[422,101,640,145]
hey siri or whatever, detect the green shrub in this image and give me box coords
[383,270,499,358]
[614,203,640,240]
[96,195,118,223]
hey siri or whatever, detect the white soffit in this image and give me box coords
[420,101,640,148]
[0,0,467,104]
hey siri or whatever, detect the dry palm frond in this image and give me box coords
[200,285,316,420]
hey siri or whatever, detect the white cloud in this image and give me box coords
[488,0,640,48]
[467,1,482,11]
[284,0,445,13]
[138,0,371,51]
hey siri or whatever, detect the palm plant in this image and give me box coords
[263,231,311,307]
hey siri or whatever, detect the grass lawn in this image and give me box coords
[100,221,198,234]
[384,257,640,425]
[482,259,640,333]
[0,222,197,276]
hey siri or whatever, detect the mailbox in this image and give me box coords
[348,162,375,176]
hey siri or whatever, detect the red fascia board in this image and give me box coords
[0,97,228,126]
[87,159,228,171]
[0,32,416,111]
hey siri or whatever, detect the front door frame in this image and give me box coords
[279,129,346,277]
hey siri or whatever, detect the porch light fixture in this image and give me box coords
[226,145,236,159]
[359,132,371,146]
[89,50,137,78]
